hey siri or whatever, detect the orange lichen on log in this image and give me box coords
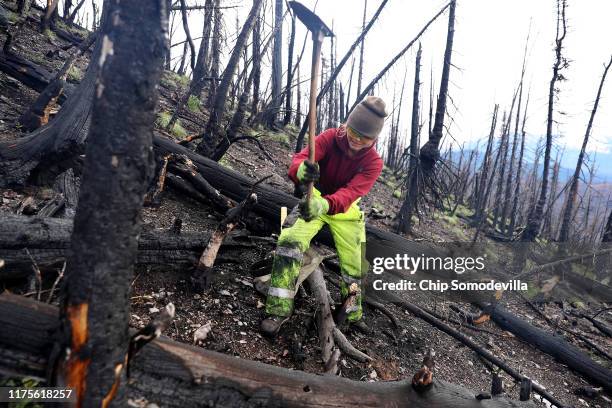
[66,303,90,407]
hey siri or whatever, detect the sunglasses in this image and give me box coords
[347,127,376,146]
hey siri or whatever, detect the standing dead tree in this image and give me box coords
[558,55,612,241]
[501,35,529,232]
[54,0,167,405]
[508,90,530,237]
[419,0,455,174]
[521,0,567,241]
[196,0,263,158]
[266,0,284,127]
[206,0,222,107]
[356,0,367,96]
[178,0,196,72]
[283,10,297,126]
[474,105,499,222]
[41,0,60,33]
[250,7,262,116]
[17,0,33,17]
[191,0,214,97]
[397,43,422,234]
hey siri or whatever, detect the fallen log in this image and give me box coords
[0,50,73,102]
[0,292,535,408]
[376,292,568,408]
[478,302,612,393]
[0,214,212,280]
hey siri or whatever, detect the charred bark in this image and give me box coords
[250,9,261,117]
[196,0,263,158]
[356,0,367,97]
[558,55,612,242]
[479,303,612,393]
[191,0,214,97]
[521,0,567,241]
[0,293,536,408]
[397,43,422,234]
[205,0,222,107]
[0,214,216,280]
[267,0,283,127]
[419,0,455,172]
[282,11,296,126]
[18,31,96,132]
[55,0,167,405]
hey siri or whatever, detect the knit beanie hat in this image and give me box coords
[346,96,388,139]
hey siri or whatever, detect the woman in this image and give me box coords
[261,96,388,337]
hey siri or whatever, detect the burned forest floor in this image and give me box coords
[0,6,611,408]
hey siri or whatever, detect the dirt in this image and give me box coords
[0,7,611,408]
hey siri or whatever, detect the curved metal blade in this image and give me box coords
[289,1,334,37]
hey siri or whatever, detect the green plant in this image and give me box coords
[187,95,201,112]
[66,65,83,82]
[219,156,233,169]
[43,28,57,40]
[156,112,187,139]
[0,377,43,408]
[160,71,190,89]
[392,189,402,199]
[262,131,290,147]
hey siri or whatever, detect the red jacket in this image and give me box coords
[288,127,383,215]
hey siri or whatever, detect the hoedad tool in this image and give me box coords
[289,1,333,201]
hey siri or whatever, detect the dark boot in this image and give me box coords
[260,315,289,338]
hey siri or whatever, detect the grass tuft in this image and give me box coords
[156,112,187,139]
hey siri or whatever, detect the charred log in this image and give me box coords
[0,214,212,280]
[0,293,536,408]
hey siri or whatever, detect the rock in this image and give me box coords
[148,307,159,314]
[193,322,212,344]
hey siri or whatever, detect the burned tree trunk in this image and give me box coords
[267,0,283,127]
[55,0,167,405]
[558,55,612,242]
[178,0,196,73]
[206,0,222,107]
[282,11,296,126]
[521,0,567,241]
[474,105,499,222]
[17,0,33,17]
[419,0,455,173]
[604,211,612,243]
[41,0,60,33]
[191,0,214,97]
[508,91,530,236]
[397,43,422,234]
[196,0,263,159]
[356,0,367,97]
[501,36,529,233]
[250,8,261,117]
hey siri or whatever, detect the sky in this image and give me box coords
[48,0,612,177]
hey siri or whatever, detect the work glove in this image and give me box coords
[299,196,329,222]
[296,160,320,184]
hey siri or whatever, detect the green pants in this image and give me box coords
[265,193,367,322]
